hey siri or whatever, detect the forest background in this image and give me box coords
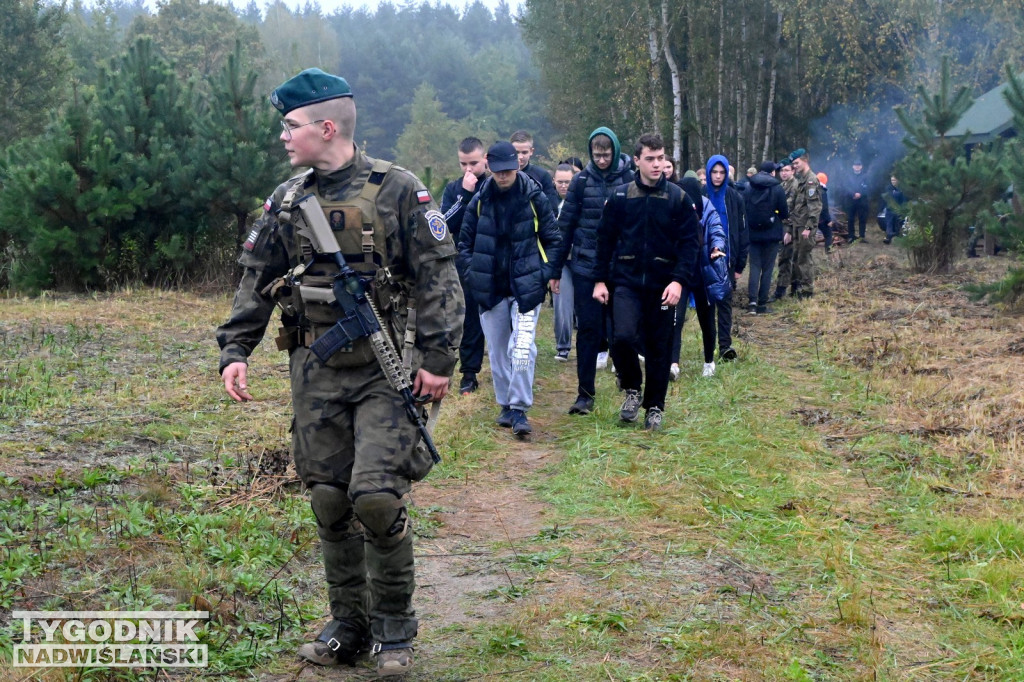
[1,0,1024,291]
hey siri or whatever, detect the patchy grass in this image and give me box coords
[1,244,1023,680]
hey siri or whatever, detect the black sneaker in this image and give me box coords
[459,374,479,395]
[495,406,514,428]
[568,396,595,415]
[720,347,738,362]
[747,302,757,315]
[509,409,532,436]
[619,389,641,423]
[554,350,570,362]
[643,407,663,431]
[297,619,370,666]
[756,304,772,315]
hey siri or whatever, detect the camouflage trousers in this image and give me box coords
[776,238,795,291]
[289,347,433,489]
[793,232,816,293]
[289,347,433,643]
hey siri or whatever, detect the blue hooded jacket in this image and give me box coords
[703,154,749,275]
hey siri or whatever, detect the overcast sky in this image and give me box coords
[248,0,523,15]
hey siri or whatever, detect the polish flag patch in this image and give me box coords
[416,189,431,204]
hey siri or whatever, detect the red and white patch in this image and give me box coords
[416,189,431,204]
[264,199,273,212]
[242,227,260,251]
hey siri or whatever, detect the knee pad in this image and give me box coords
[352,491,409,548]
[309,484,359,542]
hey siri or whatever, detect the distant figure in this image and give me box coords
[843,159,871,243]
[881,175,906,244]
[510,129,560,210]
[816,172,835,253]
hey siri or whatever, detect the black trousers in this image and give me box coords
[712,284,734,353]
[747,241,781,307]
[573,274,607,399]
[458,270,485,376]
[847,198,869,239]
[611,285,678,411]
[671,288,715,364]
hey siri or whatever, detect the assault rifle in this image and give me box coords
[283,194,441,464]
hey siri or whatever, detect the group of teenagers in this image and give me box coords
[444,128,810,435]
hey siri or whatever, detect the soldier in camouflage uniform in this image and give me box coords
[774,159,797,300]
[789,150,822,297]
[216,68,464,678]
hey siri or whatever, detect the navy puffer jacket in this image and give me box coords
[457,173,563,313]
[557,127,634,282]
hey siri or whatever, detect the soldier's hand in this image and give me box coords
[414,369,449,402]
[222,362,253,402]
[783,233,792,245]
[801,229,812,239]
[462,170,478,192]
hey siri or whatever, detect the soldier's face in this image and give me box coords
[553,170,573,199]
[512,142,533,170]
[281,109,326,168]
[458,149,487,178]
[780,165,793,181]
[791,157,808,175]
[493,169,518,191]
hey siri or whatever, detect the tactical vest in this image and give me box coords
[277,159,407,367]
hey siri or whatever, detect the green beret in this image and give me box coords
[683,170,699,179]
[789,147,807,160]
[270,68,353,115]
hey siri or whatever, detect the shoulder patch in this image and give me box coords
[808,187,816,197]
[242,225,262,251]
[425,210,448,241]
[416,189,432,204]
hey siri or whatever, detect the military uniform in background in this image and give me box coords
[216,69,463,675]
[774,172,797,298]
[790,167,822,296]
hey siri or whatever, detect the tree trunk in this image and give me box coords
[738,11,748,168]
[715,0,724,152]
[661,0,683,164]
[751,0,768,163]
[646,12,663,133]
[762,10,782,161]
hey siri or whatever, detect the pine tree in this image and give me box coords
[893,57,1008,273]
[966,66,1024,306]
[198,40,287,244]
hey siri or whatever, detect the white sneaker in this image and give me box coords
[669,363,680,381]
[702,362,716,377]
[596,351,609,370]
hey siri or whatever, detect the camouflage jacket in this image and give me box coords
[216,149,464,378]
[789,170,822,235]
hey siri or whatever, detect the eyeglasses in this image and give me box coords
[592,152,613,160]
[280,119,325,140]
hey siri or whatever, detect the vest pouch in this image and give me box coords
[307,322,377,368]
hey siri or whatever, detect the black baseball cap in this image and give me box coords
[487,141,520,172]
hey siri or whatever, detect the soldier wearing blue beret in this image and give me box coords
[217,68,464,676]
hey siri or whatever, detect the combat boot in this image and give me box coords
[374,642,414,677]
[297,619,370,666]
